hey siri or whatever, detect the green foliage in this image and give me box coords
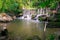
[46,34,56,40]
[38,16,44,21]
[0,0,3,9]
[38,16,46,21]
[0,0,60,15]
[17,0,31,9]
[0,0,22,16]
[31,0,60,8]
[5,0,19,12]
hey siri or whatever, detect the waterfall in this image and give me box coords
[19,9,31,20]
[18,8,50,21]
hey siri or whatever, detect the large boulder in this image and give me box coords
[0,13,13,22]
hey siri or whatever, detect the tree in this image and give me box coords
[30,0,60,9]
[0,0,22,16]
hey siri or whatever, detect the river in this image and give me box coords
[0,19,60,40]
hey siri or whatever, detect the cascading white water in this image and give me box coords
[19,9,31,20]
[21,15,31,20]
[18,8,50,22]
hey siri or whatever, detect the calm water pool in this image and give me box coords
[0,19,60,40]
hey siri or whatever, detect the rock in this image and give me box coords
[13,16,16,19]
[0,13,13,22]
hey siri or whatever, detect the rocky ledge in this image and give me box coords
[0,13,13,22]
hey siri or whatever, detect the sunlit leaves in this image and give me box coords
[0,0,3,9]
[0,0,19,13]
[31,0,60,9]
[0,0,60,12]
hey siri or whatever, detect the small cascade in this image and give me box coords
[19,9,31,20]
[18,8,50,22]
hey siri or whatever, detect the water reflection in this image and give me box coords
[6,19,44,40]
[0,19,60,40]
